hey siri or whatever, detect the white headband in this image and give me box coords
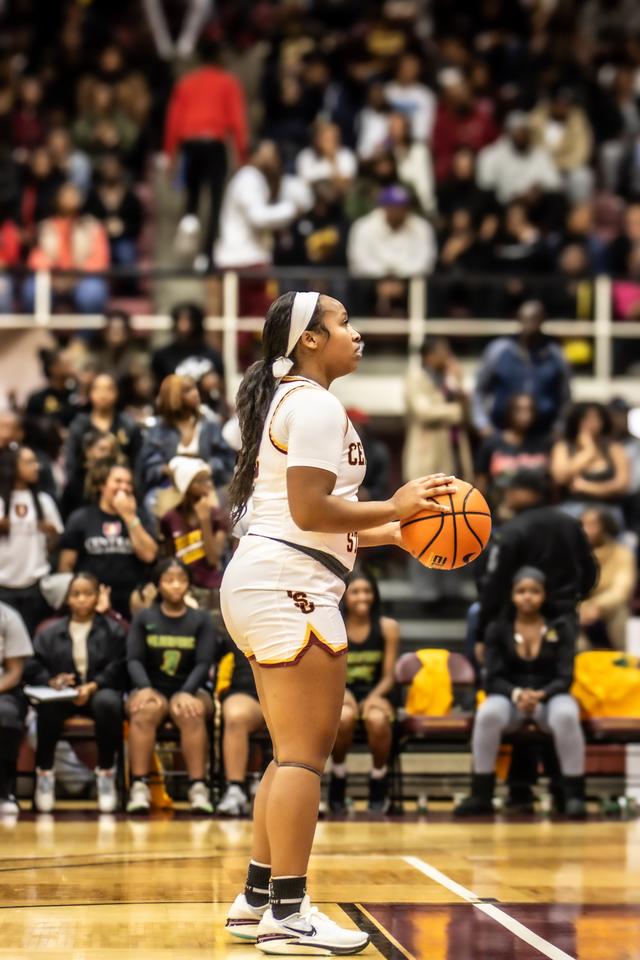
[272,291,320,379]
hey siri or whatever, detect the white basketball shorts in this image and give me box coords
[220,535,348,667]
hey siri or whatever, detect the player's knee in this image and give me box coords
[339,705,357,730]
[223,704,252,730]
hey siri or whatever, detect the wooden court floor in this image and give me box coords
[1,812,639,959]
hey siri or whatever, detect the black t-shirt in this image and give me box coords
[127,605,217,698]
[26,386,85,427]
[60,506,154,617]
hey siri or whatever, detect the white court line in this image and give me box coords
[404,855,576,960]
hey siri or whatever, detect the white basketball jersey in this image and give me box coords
[247,375,367,570]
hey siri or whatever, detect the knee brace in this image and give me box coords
[277,761,323,778]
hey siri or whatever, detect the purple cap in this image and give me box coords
[378,184,412,207]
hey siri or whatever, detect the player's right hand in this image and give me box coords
[390,474,457,519]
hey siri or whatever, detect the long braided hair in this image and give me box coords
[228,292,326,526]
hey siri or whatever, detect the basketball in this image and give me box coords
[400,479,492,570]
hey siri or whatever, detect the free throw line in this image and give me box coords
[404,855,576,960]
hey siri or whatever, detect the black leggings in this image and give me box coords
[35,688,123,770]
[182,138,227,257]
[0,689,28,797]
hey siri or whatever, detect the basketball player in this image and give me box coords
[221,290,456,955]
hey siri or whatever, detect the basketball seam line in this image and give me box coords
[400,510,490,527]
[416,513,444,561]
[449,491,457,568]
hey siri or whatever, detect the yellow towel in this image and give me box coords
[405,649,453,716]
[571,650,640,718]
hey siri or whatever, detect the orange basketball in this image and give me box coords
[400,479,492,570]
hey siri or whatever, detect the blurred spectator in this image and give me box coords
[73,81,139,169]
[143,0,213,61]
[151,301,224,385]
[384,52,435,143]
[25,571,126,814]
[25,349,79,427]
[90,309,147,383]
[476,393,551,518]
[561,203,608,275]
[544,242,593,319]
[404,337,472,481]
[356,82,391,159]
[346,409,391,503]
[0,602,32,816]
[476,112,561,205]
[295,120,357,193]
[0,446,63,634]
[0,411,58,501]
[385,112,436,215]
[65,373,142,489]
[432,68,497,183]
[59,462,158,619]
[214,141,311,277]
[125,558,215,815]
[344,151,399,222]
[472,301,571,437]
[348,185,436,314]
[46,128,92,198]
[84,155,143,268]
[618,130,640,200]
[437,147,490,225]
[493,202,551,275]
[24,183,110,315]
[330,569,400,814]
[0,201,20,313]
[11,75,45,154]
[164,36,247,267]
[608,397,640,528]
[20,147,65,237]
[274,180,348,268]
[140,375,235,503]
[61,429,120,519]
[216,642,262,817]
[550,402,630,519]
[608,202,640,275]
[159,456,227,608]
[579,508,636,651]
[529,88,594,203]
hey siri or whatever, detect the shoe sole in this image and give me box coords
[256,934,370,956]
[226,921,259,942]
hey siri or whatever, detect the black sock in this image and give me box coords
[0,759,12,798]
[244,860,270,908]
[270,876,307,920]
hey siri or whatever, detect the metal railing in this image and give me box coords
[1,268,639,413]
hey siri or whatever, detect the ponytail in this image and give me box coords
[228,291,326,525]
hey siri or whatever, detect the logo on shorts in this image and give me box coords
[287,590,315,614]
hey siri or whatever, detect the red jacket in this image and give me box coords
[432,99,498,182]
[164,66,248,162]
[0,220,21,267]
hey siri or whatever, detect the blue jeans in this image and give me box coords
[23,276,109,314]
[0,275,14,313]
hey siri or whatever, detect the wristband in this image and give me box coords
[511,687,523,705]
[128,517,141,530]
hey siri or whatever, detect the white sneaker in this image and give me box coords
[188,780,213,814]
[34,770,55,813]
[126,780,151,814]
[0,795,19,816]
[217,783,250,817]
[96,768,118,813]
[225,892,268,941]
[256,895,370,955]
[174,214,201,255]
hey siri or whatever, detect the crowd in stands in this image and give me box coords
[1,1,640,321]
[2,1,640,820]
